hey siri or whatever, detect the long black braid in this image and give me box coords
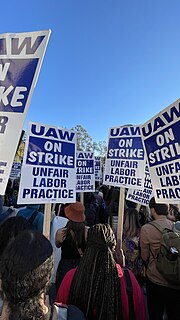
[68,223,123,320]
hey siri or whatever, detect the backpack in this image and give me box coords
[149,221,180,286]
[123,268,135,320]
[52,304,86,320]
[122,236,145,278]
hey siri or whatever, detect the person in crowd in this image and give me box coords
[99,184,109,204]
[140,197,180,320]
[96,190,108,223]
[0,229,85,320]
[167,204,180,222]
[0,216,30,257]
[17,203,44,232]
[138,205,152,226]
[84,192,99,226]
[0,216,30,314]
[3,179,13,207]
[105,187,125,237]
[0,196,16,225]
[55,201,89,292]
[56,223,146,320]
[122,208,145,286]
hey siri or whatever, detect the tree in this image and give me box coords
[72,125,107,159]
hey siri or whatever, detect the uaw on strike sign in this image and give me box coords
[76,151,95,192]
[103,125,146,189]
[17,122,77,204]
[126,164,153,206]
[0,30,51,195]
[141,99,180,204]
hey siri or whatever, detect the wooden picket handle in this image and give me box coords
[43,203,52,240]
[80,192,84,205]
[116,187,125,267]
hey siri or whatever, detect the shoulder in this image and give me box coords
[140,222,155,236]
[55,268,77,304]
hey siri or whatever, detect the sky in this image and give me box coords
[1,0,180,143]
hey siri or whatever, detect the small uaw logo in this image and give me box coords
[0,35,45,113]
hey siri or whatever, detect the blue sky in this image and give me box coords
[2,0,180,143]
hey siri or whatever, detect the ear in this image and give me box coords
[150,207,156,217]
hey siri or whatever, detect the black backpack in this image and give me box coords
[123,267,135,320]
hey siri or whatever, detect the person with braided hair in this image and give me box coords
[56,224,146,320]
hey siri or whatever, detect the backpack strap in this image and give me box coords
[148,221,164,233]
[123,268,135,320]
[28,210,39,225]
[70,230,83,258]
[52,304,68,320]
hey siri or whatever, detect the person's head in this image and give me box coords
[0,230,53,320]
[149,197,168,219]
[84,192,96,204]
[0,216,30,257]
[111,187,119,203]
[169,204,180,221]
[123,208,141,238]
[139,205,151,225]
[64,201,85,223]
[68,223,122,320]
[65,202,86,247]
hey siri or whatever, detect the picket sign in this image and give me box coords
[80,192,84,205]
[116,187,125,267]
[117,187,125,245]
[43,203,52,240]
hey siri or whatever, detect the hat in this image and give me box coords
[64,202,85,222]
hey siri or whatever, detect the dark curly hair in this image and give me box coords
[0,230,53,320]
[68,223,123,320]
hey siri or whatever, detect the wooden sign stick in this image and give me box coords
[116,187,125,266]
[43,203,52,240]
[80,192,84,205]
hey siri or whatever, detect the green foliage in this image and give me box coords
[72,125,107,159]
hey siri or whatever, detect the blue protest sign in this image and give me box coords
[0,30,51,195]
[103,125,146,188]
[76,151,95,192]
[95,156,102,181]
[126,165,153,206]
[17,122,77,204]
[141,99,180,204]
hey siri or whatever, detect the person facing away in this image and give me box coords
[55,201,89,292]
[17,204,44,233]
[0,230,85,320]
[0,216,30,315]
[56,223,146,320]
[84,192,99,227]
[122,208,145,287]
[140,197,180,320]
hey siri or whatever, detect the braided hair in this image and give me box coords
[68,223,123,320]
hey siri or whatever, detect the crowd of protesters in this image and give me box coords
[0,179,180,319]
